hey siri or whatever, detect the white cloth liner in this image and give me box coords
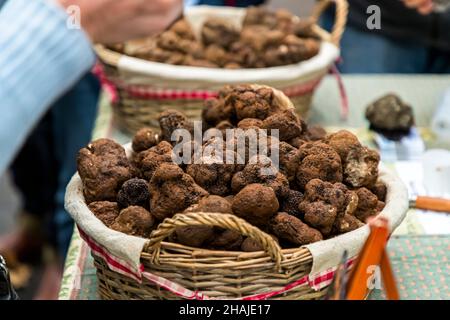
[65,144,409,278]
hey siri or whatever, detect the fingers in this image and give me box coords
[402,0,434,15]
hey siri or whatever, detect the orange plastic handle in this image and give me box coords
[346,218,389,300]
[415,196,450,213]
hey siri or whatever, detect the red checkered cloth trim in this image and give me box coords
[123,85,219,100]
[93,63,348,120]
[78,226,356,300]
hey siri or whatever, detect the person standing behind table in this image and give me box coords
[321,0,450,73]
[0,0,183,299]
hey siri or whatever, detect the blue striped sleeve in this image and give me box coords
[0,0,96,174]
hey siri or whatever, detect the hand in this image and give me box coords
[402,0,434,15]
[57,0,183,44]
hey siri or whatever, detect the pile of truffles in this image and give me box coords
[109,7,320,68]
[78,85,387,251]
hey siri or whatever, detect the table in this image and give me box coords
[59,75,450,300]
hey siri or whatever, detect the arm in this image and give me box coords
[0,0,96,174]
[0,0,183,174]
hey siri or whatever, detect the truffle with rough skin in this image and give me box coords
[158,110,194,144]
[232,184,279,227]
[135,141,174,181]
[353,187,381,222]
[323,130,360,161]
[344,145,380,188]
[277,142,300,181]
[202,97,235,128]
[270,212,322,246]
[365,93,414,133]
[88,201,120,227]
[338,214,365,234]
[149,163,209,220]
[186,150,242,196]
[295,142,343,190]
[324,130,380,188]
[370,181,387,202]
[237,118,263,130]
[111,206,155,238]
[280,188,304,219]
[132,128,158,153]
[175,195,232,248]
[117,178,149,209]
[231,155,289,197]
[225,85,283,121]
[299,179,359,236]
[261,109,303,141]
[77,139,132,203]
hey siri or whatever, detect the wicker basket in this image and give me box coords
[95,0,348,134]
[65,150,409,300]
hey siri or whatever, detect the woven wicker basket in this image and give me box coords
[95,0,348,134]
[66,152,409,300]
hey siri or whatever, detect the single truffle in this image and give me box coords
[202,97,235,128]
[337,214,365,234]
[237,118,264,130]
[324,130,380,188]
[117,178,150,209]
[135,141,174,181]
[280,188,304,219]
[365,93,414,134]
[344,145,380,188]
[299,179,359,236]
[158,109,194,144]
[149,163,209,220]
[270,212,322,246]
[225,85,282,121]
[261,109,303,141]
[370,181,387,202]
[324,130,360,161]
[132,128,158,153]
[77,139,132,203]
[295,142,343,190]
[231,155,289,197]
[111,206,155,238]
[232,184,279,227]
[353,187,380,222]
[88,201,120,227]
[186,150,241,196]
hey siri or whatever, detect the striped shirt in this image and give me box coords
[0,0,95,174]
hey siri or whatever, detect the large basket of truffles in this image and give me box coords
[95,0,348,134]
[65,85,408,300]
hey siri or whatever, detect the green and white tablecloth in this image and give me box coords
[59,75,450,300]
